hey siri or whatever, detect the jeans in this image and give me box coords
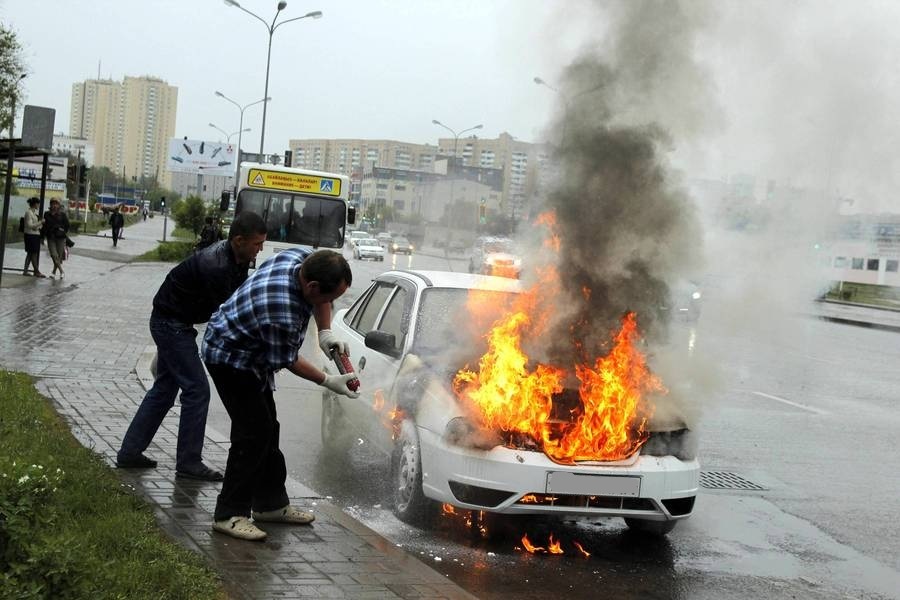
[205,363,289,521]
[118,316,210,470]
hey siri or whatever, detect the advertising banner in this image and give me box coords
[166,139,236,177]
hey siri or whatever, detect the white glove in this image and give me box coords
[318,329,349,356]
[321,373,360,399]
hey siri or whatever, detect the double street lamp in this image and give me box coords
[209,123,251,143]
[214,91,269,194]
[223,0,322,158]
[431,120,483,240]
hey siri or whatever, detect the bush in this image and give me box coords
[134,241,194,263]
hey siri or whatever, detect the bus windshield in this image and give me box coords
[237,189,347,248]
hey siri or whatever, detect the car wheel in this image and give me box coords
[391,419,434,524]
[624,518,678,535]
[321,392,354,456]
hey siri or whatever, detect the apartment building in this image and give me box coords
[70,75,177,187]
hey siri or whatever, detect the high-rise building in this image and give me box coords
[70,75,177,188]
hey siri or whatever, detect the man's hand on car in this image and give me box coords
[318,329,349,356]
[321,373,360,399]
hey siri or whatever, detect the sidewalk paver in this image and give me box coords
[0,217,476,600]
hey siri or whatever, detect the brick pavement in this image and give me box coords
[0,219,476,600]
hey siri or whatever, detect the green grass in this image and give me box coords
[0,371,225,600]
[169,227,196,241]
[133,241,195,263]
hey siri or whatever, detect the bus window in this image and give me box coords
[289,198,347,248]
[267,194,291,242]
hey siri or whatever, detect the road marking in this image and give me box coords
[751,391,828,415]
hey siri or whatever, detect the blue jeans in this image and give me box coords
[118,316,210,470]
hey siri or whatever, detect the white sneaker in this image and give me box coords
[212,516,267,541]
[252,505,315,525]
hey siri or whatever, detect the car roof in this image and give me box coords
[381,269,521,292]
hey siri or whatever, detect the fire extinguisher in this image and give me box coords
[329,348,360,392]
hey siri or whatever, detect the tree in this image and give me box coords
[174,195,208,236]
[0,24,26,136]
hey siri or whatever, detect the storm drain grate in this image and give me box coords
[700,471,767,491]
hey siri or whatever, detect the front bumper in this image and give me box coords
[358,251,385,260]
[418,427,699,521]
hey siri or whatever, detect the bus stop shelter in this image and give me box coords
[0,137,53,287]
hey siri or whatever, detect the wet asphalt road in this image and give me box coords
[206,249,900,599]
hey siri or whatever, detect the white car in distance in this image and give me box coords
[353,238,385,261]
[320,270,699,534]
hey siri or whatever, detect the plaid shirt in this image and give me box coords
[201,248,313,380]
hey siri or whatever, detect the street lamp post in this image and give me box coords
[214,91,269,195]
[223,0,321,158]
[431,120,482,242]
[209,123,251,144]
[0,73,27,289]
[534,76,604,146]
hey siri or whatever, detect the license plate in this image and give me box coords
[546,472,641,497]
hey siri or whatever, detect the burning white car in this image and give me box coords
[321,270,699,534]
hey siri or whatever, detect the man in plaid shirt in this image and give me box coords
[201,248,358,541]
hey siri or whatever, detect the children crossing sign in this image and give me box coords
[246,168,342,197]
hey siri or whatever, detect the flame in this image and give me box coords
[454,280,661,462]
[441,503,457,515]
[535,211,561,252]
[519,494,539,504]
[547,534,564,555]
[372,389,385,412]
[573,541,591,558]
[521,534,544,554]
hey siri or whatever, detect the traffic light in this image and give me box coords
[219,190,231,212]
[78,166,89,199]
[160,197,166,212]
[284,150,293,167]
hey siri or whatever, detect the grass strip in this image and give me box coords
[0,371,226,600]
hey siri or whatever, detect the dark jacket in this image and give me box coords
[109,212,125,229]
[151,240,249,325]
[43,210,70,239]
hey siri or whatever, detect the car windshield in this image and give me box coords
[395,238,410,245]
[359,239,379,247]
[413,287,518,358]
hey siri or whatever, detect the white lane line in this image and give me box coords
[751,391,828,415]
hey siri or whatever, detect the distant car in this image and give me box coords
[347,230,369,249]
[391,237,414,254]
[469,237,522,279]
[376,232,393,248]
[661,281,702,321]
[353,238,385,261]
[321,270,699,534]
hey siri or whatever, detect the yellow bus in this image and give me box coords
[226,162,356,266]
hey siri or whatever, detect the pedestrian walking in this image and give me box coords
[22,197,46,278]
[116,211,268,481]
[195,216,223,252]
[201,248,358,541]
[109,206,125,247]
[42,199,69,279]
[142,207,149,221]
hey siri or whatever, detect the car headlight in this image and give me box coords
[409,245,414,250]
[444,416,502,450]
[642,428,697,460]
[691,291,702,300]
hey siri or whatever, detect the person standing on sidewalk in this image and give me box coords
[42,199,70,279]
[22,197,46,278]
[116,211,268,481]
[109,206,125,247]
[201,248,358,541]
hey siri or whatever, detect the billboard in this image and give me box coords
[166,138,236,177]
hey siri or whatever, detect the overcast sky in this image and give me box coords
[4,0,900,212]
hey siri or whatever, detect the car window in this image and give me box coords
[378,287,410,352]
[414,288,516,356]
[352,282,394,334]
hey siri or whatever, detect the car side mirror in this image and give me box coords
[365,330,401,358]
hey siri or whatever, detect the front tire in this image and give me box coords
[624,518,678,535]
[391,420,434,524]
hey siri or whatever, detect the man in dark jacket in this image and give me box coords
[117,211,267,480]
[43,199,70,279]
[109,206,125,247]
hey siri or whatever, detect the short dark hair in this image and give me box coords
[228,211,266,240]
[301,249,352,294]
[27,197,39,205]
[49,199,60,205]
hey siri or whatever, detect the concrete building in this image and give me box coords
[827,214,900,287]
[70,75,177,187]
[52,134,95,166]
[169,171,233,203]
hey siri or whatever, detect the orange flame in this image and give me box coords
[573,541,591,558]
[535,211,561,252]
[454,281,660,462]
[441,503,457,515]
[519,494,539,504]
[547,534,564,555]
[521,534,544,554]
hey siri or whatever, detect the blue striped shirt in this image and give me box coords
[201,247,313,379]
